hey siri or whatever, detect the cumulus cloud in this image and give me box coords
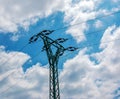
[93,25,120,79]
[0,46,30,74]
[62,0,120,43]
[0,46,49,99]
[1,0,120,99]
[59,25,120,99]
[0,0,63,33]
[0,0,119,42]
[0,64,49,99]
[63,0,97,43]
[94,20,103,29]
[0,25,120,99]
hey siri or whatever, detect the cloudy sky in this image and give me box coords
[0,0,120,99]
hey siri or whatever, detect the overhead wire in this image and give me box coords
[64,17,119,55]
[0,39,42,75]
[0,40,44,96]
[0,37,120,96]
[20,9,120,98]
[59,38,120,96]
[0,50,43,96]
[1,9,120,68]
[61,38,120,63]
[54,10,120,31]
[66,27,106,41]
[0,25,42,67]
[0,9,120,96]
[59,37,120,99]
[0,39,120,96]
[0,43,29,67]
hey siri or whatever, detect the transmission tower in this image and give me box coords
[29,30,77,99]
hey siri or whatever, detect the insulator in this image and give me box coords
[59,51,64,56]
[45,32,51,35]
[42,30,54,35]
[36,33,41,37]
[56,38,68,43]
[42,30,48,32]
[34,37,38,41]
[50,30,54,33]
[66,47,78,51]
[29,35,38,43]
[30,36,34,40]
[29,35,36,41]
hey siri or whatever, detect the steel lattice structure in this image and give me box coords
[29,30,77,99]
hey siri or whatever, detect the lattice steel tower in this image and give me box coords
[29,30,77,99]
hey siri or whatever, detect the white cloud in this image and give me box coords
[63,0,97,43]
[0,46,49,99]
[0,0,119,42]
[59,25,120,99]
[94,20,103,28]
[93,25,120,78]
[10,34,20,41]
[112,0,120,3]
[0,0,63,33]
[60,49,103,99]
[62,0,120,43]
[0,46,30,74]
[0,0,120,98]
[0,63,49,99]
[0,0,98,41]
[0,25,120,98]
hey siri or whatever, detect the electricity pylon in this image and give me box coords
[29,30,78,99]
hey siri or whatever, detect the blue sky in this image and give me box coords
[0,0,120,99]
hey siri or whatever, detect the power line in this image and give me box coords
[59,38,120,97]
[78,38,120,48]
[0,37,120,96]
[0,9,120,97]
[0,23,118,79]
[1,9,119,68]
[0,49,43,82]
[0,27,110,77]
[2,25,119,85]
[0,40,42,83]
[61,38,120,62]
[0,51,43,96]
[0,39,44,84]
[0,43,29,67]
[54,10,120,31]
[67,27,106,40]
